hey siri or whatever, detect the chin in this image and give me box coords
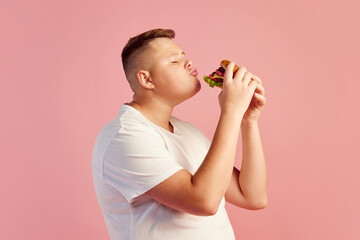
[176,86,201,106]
[174,79,201,105]
[191,85,201,100]
[194,78,201,92]
[190,79,201,97]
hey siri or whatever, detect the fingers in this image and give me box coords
[254,92,266,102]
[233,65,247,83]
[243,72,253,86]
[224,61,236,87]
[248,78,258,92]
[226,62,264,94]
[255,83,265,96]
[254,92,266,107]
[251,74,262,85]
[233,65,253,86]
[251,74,265,96]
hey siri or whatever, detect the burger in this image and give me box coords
[203,60,252,88]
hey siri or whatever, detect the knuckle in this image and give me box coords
[252,74,262,84]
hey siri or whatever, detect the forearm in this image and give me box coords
[239,121,268,204]
[192,112,242,207]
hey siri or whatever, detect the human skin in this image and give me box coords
[128,37,267,215]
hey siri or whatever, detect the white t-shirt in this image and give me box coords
[92,104,235,240]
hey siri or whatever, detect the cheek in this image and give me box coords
[152,66,194,96]
[160,69,180,87]
[152,70,177,93]
[164,78,181,95]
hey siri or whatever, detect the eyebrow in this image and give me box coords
[168,51,185,58]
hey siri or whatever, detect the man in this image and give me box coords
[92,28,267,239]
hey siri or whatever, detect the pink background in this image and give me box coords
[1,0,359,239]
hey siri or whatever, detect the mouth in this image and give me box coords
[189,69,198,76]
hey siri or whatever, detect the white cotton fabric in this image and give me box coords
[92,104,235,240]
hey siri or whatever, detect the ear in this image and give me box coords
[136,70,154,90]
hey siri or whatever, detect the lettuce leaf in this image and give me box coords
[203,75,223,88]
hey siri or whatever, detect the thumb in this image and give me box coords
[218,90,223,100]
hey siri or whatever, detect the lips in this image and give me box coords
[189,69,198,76]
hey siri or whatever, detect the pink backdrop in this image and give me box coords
[1,0,359,239]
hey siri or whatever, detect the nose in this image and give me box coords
[185,59,192,69]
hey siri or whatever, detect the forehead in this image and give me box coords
[148,38,183,58]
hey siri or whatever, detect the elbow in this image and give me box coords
[198,197,222,216]
[254,198,268,209]
[204,207,219,216]
[247,196,268,210]
[205,202,220,216]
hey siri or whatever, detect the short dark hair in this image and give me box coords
[121,28,175,90]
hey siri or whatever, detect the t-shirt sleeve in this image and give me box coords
[102,122,183,203]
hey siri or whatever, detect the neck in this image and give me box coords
[127,94,174,133]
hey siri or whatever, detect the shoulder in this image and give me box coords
[117,105,161,136]
[104,111,171,164]
[171,116,210,142]
[96,106,165,153]
[116,124,164,152]
[171,116,200,131]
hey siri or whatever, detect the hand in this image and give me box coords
[241,74,266,125]
[218,62,257,118]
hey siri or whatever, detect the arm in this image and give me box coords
[146,63,258,216]
[225,121,268,210]
[240,121,268,207]
[225,72,268,209]
[146,112,242,216]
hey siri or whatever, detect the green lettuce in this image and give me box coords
[203,75,223,88]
